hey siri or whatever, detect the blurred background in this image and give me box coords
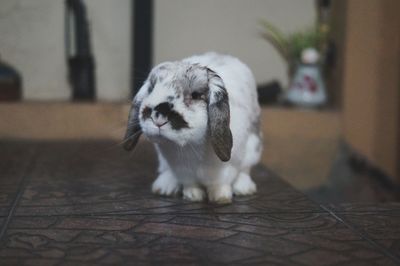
[0,0,399,203]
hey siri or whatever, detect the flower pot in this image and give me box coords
[286,63,327,107]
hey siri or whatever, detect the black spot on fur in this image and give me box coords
[142,106,152,120]
[158,65,168,71]
[154,102,173,116]
[206,69,221,81]
[148,75,157,93]
[168,111,189,130]
[215,83,225,90]
[212,90,227,104]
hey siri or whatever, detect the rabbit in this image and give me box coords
[124,52,262,204]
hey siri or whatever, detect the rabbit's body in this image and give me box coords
[124,52,262,203]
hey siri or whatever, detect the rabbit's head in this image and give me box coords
[124,62,232,161]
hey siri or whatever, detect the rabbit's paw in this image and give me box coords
[152,171,180,196]
[183,186,206,202]
[233,173,257,196]
[208,185,232,204]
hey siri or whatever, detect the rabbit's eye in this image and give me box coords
[191,91,203,100]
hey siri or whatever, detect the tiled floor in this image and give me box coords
[0,141,399,265]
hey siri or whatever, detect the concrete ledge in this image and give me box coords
[261,107,341,139]
[0,102,131,140]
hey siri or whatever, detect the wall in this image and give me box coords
[154,0,316,86]
[341,0,400,180]
[0,0,131,101]
[0,0,69,100]
[86,0,131,101]
[0,0,315,100]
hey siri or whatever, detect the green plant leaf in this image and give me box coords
[260,32,289,63]
[259,20,328,63]
[259,19,289,59]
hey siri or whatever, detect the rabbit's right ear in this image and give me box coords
[123,79,154,151]
[123,102,142,151]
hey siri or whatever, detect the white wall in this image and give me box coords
[0,0,69,100]
[86,0,131,101]
[0,0,315,100]
[0,0,131,101]
[154,0,316,87]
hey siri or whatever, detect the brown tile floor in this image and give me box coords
[0,141,399,265]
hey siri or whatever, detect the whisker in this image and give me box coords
[116,131,142,147]
[188,143,201,161]
[177,145,186,166]
[126,121,141,129]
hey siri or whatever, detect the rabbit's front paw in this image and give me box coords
[183,186,206,202]
[208,185,232,204]
[152,171,180,196]
[233,173,257,196]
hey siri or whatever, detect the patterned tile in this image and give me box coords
[0,213,396,265]
[339,212,400,260]
[1,215,257,264]
[324,203,400,213]
[0,141,399,265]
[0,141,36,216]
[11,142,322,216]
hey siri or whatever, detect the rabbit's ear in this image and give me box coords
[207,69,232,162]
[123,102,142,151]
[123,79,154,151]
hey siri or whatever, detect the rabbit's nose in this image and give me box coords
[153,118,168,128]
[154,102,173,117]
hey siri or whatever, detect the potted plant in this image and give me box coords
[259,20,329,107]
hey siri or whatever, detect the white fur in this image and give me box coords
[151,170,180,196]
[233,173,257,196]
[135,52,262,203]
[183,186,206,202]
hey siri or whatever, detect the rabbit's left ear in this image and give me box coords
[207,69,233,162]
[123,102,142,151]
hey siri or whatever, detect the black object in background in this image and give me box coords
[132,0,153,96]
[0,58,22,101]
[65,0,95,100]
[257,80,282,105]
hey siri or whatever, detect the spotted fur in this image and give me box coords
[124,52,262,204]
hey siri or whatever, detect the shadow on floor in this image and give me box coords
[306,142,400,204]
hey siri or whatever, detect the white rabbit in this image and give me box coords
[124,52,262,203]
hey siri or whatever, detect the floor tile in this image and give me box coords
[340,211,400,260]
[14,142,322,216]
[0,141,399,265]
[0,142,37,217]
[324,202,400,213]
[0,213,396,265]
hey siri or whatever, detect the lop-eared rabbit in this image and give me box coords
[124,53,262,204]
